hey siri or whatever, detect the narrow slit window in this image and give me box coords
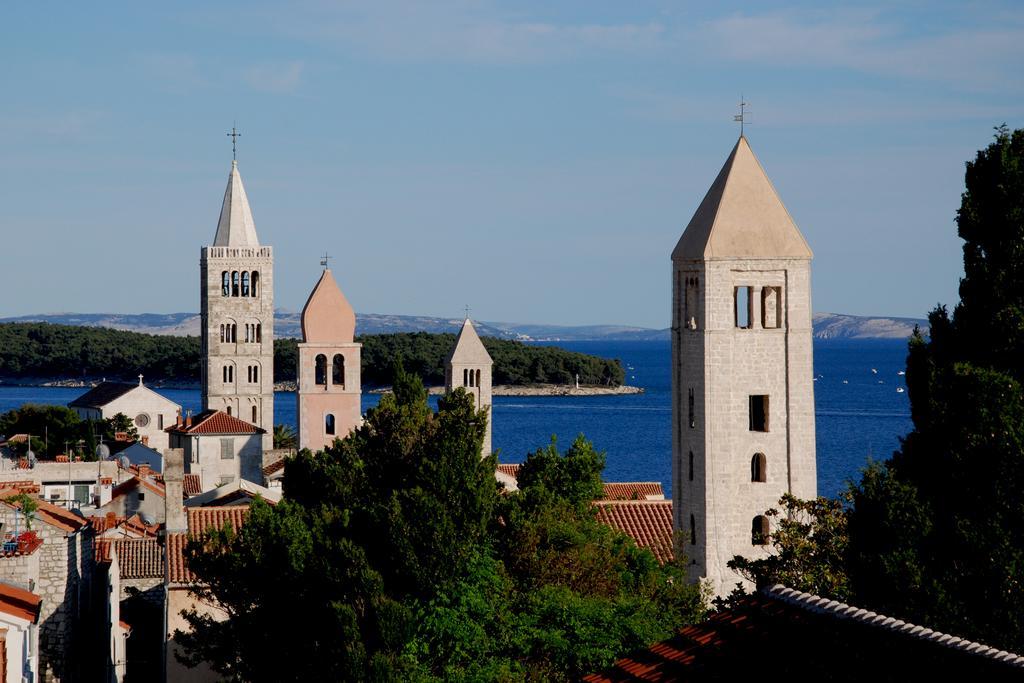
[735,286,753,329]
[476,369,481,387]
[688,450,694,481]
[251,406,257,424]
[256,323,261,343]
[684,276,699,329]
[749,395,769,432]
[251,271,259,297]
[689,514,696,545]
[688,388,695,429]
[751,453,766,482]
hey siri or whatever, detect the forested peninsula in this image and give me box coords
[0,323,625,388]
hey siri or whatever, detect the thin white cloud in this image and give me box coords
[702,10,1024,91]
[243,61,305,93]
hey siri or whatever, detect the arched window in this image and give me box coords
[231,271,240,297]
[476,369,481,387]
[226,406,232,416]
[752,516,769,545]
[315,354,327,385]
[219,324,225,343]
[229,365,234,382]
[469,369,475,387]
[221,271,230,296]
[253,365,259,383]
[251,271,259,297]
[223,366,228,383]
[463,369,469,386]
[688,450,694,481]
[325,413,336,435]
[252,406,258,423]
[241,271,250,297]
[751,453,766,483]
[247,366,252,383]
[332,354,344,386]
[231,324,237,343]
[256,323,261,343]
[689,514,696,545]
[244,324,250,343]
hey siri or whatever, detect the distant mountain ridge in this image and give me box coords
[0,311,927,341]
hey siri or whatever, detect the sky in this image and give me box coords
[1,1,1022,328]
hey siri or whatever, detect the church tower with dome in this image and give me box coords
[296,264,362,452]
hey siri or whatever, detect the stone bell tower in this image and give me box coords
[296,266,362,452]
[200,158,274,450]
[445,318,494,456]
[671,135,816,596]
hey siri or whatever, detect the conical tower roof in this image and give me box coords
[300,269,356,343]
[213,161,260,247]
[672,136,812,261]
[446,318,492,366]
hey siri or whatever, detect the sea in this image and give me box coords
[0,339,912,499]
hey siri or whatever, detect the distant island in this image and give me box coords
[0,310,928,341]
[0,323,625,391]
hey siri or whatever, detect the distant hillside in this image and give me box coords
[0,311,927,341]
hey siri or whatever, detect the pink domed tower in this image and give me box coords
[296,265,362,452]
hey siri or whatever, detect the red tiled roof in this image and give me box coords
[0,582,42,624]
[183,474,203,496]
[593,500,674,564]
[2,497,88,533]
[187,507,249,535]
[165,409,266,435]
[496,463,521,477]
[92,512,159,539]
[100,538,164,579]
[111,475,165,500]
[262,459,285,476]
[602,482,665,501]
[584,586,1024,681]
[0,481,41,495]
[166,533,196,584]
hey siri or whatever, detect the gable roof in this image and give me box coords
[0,582,42,624]
[165,409,266,436]
[212,160,260,247]
[584,585,1024,681]
[602,482,665,501]
[593,500,674,564]
[182,479,281,508]
[672,135,812,261]
[188,506,249,535]
[110,475,165,500]
[446,318,493,366]
[2,497,88,533]
[69,382,137,409]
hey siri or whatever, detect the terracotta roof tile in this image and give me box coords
[187,507,249,535]
[1,497,88,534]
[262,459,285,476]
[103,538,164,579]
[111,476,165,500]
[602,482,665,501]
[593,500,674,564]
[183,474,203,496]
[165,409,266,435]
[0,582,42,624]
[496,463,520,477]
[0,481,41,495]
[584,587,1024,681]
[166,533,196,584]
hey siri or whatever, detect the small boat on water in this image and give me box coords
[871,368,878,374]
[842,380,849,384]
[896,387,905,393]
[897,370,905,376]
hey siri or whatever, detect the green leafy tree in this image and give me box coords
[846,126,1024,652]
[271,424,297,450]
[103,412,139,444]
[0,404,83,458]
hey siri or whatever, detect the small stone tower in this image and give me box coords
[200,160,274,451]
[445,318,493,456]
[296,267,362,452]
[671,135,816,596]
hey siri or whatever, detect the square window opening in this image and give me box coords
[749,395,769,432]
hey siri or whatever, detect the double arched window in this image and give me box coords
[247,365,259,384]
[222,364,234,384]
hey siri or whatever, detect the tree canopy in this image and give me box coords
[177,366,702,681]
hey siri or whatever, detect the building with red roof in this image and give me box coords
[166,409,267,496]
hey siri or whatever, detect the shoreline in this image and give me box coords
[0,378,643,397]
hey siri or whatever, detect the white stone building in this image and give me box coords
[199,160,275,451]
[671,135,817,596]
[165,410,266,492]
[445,318,494,456]
[68,379,181,453]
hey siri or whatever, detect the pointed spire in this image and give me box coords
[300,267,356,343]
[446,318,492,366]
[212,161,260,247]
[672,136,812,260]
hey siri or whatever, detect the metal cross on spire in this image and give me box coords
[733,97,750,136]
[320,252,332,269]
[227,125,241,161]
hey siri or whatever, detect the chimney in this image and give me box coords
[176,412,183,427]
[163,449,187,533]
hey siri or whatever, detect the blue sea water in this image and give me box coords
[0,339,912,499]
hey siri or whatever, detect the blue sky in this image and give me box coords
[1,2,1021,328]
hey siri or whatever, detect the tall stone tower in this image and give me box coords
[200,160,274,450]
[671,135,816,596]
[296,266,362,452]
[445,318,493,456]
